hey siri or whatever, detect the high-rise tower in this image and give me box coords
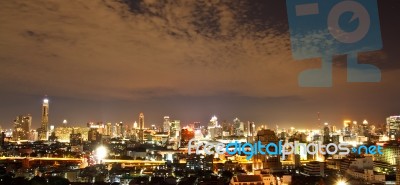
[13,115,32,141]
[139,113,144,129]
[163,116,170,133]
[323,122,330,144]
[40,97,49,140]
[138,113,144,143]
[387,116,400,140]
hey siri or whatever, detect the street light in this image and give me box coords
[95,146,107,164]
[336,180,347,185]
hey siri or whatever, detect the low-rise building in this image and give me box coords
[303,161,324,176]
[346,169,385,182]
[230,175,263,185]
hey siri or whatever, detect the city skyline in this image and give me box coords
[1,0,400,184]
[0,96,396,130]
[1,0,399,129]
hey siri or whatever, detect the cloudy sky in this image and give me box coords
[0,0,399,129]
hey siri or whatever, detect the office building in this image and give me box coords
[186,154,213,171]
[70,132,83,146]
[54,126,73,142]
[88,128,100,143]
[230,175,263,185]
[13,115,32,141]
[304,161,325,176]
[114,122,124,138]
[246,121,256,137]
[323,122,330,144]
[207,116,222,139]
[254,129,281,170]
[105,123,112,136]
[71,127,89,141]
[233,118,244,136]
[39,97,49,140]
[375,144,400,165]
[139,113,145,129]
[387,116,400,140]
[170,120,181,138]
[139,113,145,142]
[163,116,170,133]
[360,119,370,137]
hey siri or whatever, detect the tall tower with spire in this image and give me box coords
[39,97,49,140]
[139,113,144,129]
[138,113,144,143]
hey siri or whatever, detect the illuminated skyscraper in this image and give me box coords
[360,119,370,137]
[163,116,170,133]
[105,123,112,136]
[13,115,32,141]
[233,118,244,136]
[170,120,181,138]
[323,122,330,144]
[120,122,125,137]
[139,113,144,129]
[39,97,49,140]
[138,113,145,142]
[343,120,351,135]
[54,126,73,142]
[247,121,255,137]
[387,116,400,140]
[375,145,400,165]
[115,122,123,137]
[254,129,280,170]
[207,116,221,139]
[209,116,218,127]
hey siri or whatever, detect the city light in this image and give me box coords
[1,0,399,184]
[336,180,347,185]
[95,146,108,163]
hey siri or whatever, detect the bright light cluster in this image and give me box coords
[95,146,108,162]
[336,180,347,185]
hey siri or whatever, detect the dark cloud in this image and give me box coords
[0,0,399,128]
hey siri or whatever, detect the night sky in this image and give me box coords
[0,0,399,129]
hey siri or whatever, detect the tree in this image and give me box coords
[80,166,98,182]
[29,176,48,185]
[48,176,70,185]
[11,177,29,185]
[220,170,233,184]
